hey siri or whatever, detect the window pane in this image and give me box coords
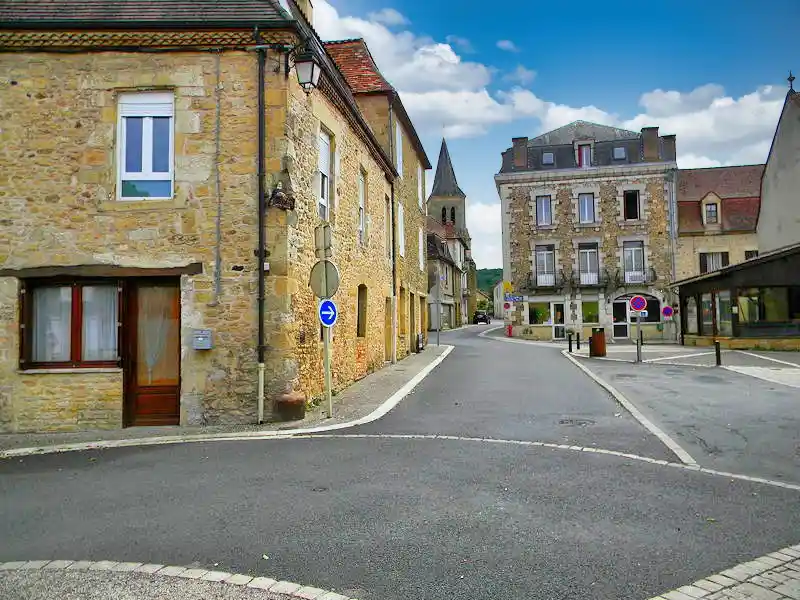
[582,301,599,323]
[686,297,698,334]
[32,287,72,362]
[121,180,172,198]
[579,193,594,222]
[716,291,733,336]
[137,285,180,386]
[82,286,118,361]
[125,117,143,173]
[529,302,551,324]
[152,117,171,173]
[701,293,714,335]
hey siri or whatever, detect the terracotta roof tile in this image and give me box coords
[0,0,288,25]
[677,164,764,203]
[324,39,393,94]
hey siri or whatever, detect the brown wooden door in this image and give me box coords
[125,281,180,426]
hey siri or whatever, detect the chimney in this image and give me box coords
[661,134,676,162]
[512,137,528,169]
[293,0,314,24]
[641,127,659,162]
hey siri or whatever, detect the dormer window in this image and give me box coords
[578,144,591,168]
[705,203,719,224]
[613,147,626,160]
[542,152,554,165]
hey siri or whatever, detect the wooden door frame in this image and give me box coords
[123,278,181,427]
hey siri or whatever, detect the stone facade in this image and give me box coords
[0,31,401,431]
[675,233,759,280]
[497,123,679,341]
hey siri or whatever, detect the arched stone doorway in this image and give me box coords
[611,293,661,338]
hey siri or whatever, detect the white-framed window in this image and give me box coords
[385,195,392,258]
[536,195,552,226]
[705,203,719,224]
[395,124,403,177]
[418,228,424,271]
[535,245,555,286]
[358,169,366,245]
[118,92,174,200]
[417,164,423,209]
[579,193,595,223]
[700,252,729,273]
[623,241,645,283]
[613,146,626,160]
[318,129,332,220]
[623,190,640,220]
[578,243,599,285]
[542,152,554,165]
[578,144,592,168]
[398,203,405,257]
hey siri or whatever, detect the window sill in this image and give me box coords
[99,199,183,212]
[19,367,123,375]
[575,223,601,229]
[535,224,556,230]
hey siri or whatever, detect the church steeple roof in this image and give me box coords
[431,138,465,198]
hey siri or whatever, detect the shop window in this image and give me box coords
[23,281,120,368]
[685,297,698,334]
[716,290,733,336]
[701,293,714,335]
[528,303,551,325]
[582,300,599,324]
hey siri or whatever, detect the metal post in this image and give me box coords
[576,333,581,350]
[323,326,332,418]
[636,313,642,363]
[568,333,573,353]
[437,262,442,347]
[715,340,721,366]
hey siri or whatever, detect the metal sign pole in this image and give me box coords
[323,259,333,418]
[636,313,642,363]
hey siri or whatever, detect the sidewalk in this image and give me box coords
[0,344,452,457]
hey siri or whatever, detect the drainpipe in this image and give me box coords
[209,49,223,307]
[667,168,679,341]
[255,29,267,423]
[388,96,398,364]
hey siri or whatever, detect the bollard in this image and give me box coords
[568,333,573,353]
[715,340,721,366]
[576,333,581,350]
[639,329,644,347]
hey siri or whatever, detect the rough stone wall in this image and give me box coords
[0,50,292,431]
[676,233,758,280]
[504,170,674,331]
[393,118,428,356]
[354,95,390,157]
[283,81,393,401]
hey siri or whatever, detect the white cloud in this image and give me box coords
[314,0,786,268]
[366,8,408,26]
[503,65,536,85]
[466,202,503,270]
[445,34,475,53]
[496,39,520,52]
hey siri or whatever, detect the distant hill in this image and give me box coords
[477,268,503,295]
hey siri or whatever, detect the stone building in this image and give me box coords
[427,139,475,327]
[0,0,418,432]
[496,121,679,341]
[426,224,457,330]
[324,38,431,357]
[675,165,762,280]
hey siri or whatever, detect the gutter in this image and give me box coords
[389,95,398,364]
[254,27,267,423]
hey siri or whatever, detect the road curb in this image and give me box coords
[0,559,357,600]
[478,326,565,348]
[561,349,698,466]
[0,345,455,460]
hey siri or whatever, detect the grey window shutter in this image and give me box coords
[699,253,708,273]
[722,252,730,267]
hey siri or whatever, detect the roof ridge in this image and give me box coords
[323,38,365,45]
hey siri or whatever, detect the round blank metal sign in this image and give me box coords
[309,259,340,299]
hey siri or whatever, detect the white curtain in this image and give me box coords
[82,286,118,361]
[138,287,172,384]
[32,287,72,362]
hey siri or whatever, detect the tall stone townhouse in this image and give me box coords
[427,139,476,326]
[675,165,763,280]
[495,121,679,342]
[0,0,427,433]
[324,38,431,358]
[426,224,458,330]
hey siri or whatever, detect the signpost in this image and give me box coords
[629,295,648,363]
[310,224,339,418]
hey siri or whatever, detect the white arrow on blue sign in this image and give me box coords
[318,299,338,328]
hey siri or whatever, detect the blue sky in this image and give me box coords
[314,0,798,268]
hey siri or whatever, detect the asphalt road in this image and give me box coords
[2,325,798,600]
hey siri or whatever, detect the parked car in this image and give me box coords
[473,310,491,324]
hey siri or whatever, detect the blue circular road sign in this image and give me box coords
[318,299,338,328]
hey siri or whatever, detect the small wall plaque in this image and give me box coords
[193,329,213,350]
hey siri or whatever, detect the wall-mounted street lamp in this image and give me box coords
[291,47,322,94]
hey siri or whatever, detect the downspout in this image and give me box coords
[388,95,398,364]
[209,48,223,306]
[255,29,267,423]
[667,167,679,341]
